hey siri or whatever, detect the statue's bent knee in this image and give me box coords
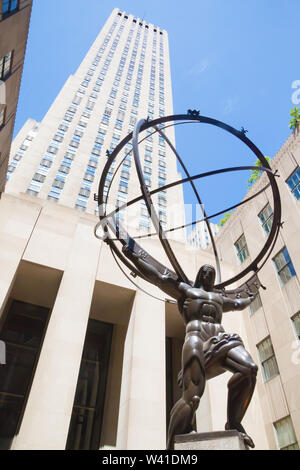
[247,362,258,378]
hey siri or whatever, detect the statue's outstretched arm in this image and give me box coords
[122,244,188,300]
[222,292,255,313]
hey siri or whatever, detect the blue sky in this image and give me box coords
[15,0,300,226]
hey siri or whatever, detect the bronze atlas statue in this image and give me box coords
[95,112,282,449]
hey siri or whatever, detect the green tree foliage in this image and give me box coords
[247,156,271,189]
[218,212,232,227]
[219,156,271,226]
[289,107,300,131]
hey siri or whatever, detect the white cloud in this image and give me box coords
[223,96,238,115]
[188,60,209,76]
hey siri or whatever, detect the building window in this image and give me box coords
[120,171,129,180]
[66,319,113,450]
[0,300,50,449]
[79,188,90,198]
[84,173,94,183]
[119,185,128,194]
[286,167,300,200]
[72,95,82,105]
[291,311,300,340]
[47,146,58,155]
[234,234,249,264]
[32,173,45,183]
[26,189,39,197]
[88,159,97,168]
[2,0,19,15]
[65,151,75,160]
[159,213,167,223]
[53,179,64,189]
[0,51,12,80]
[257,336,279,382]
[75,202,86,212]
[53,134,63,143]
[48,188,60,200]
[0,106,6,127]
[258,203,274,234]
[59,165,70,174]
[274,416,299,450]
[249,292,262,315]
[273,247,296,285]
[70,140,79,148]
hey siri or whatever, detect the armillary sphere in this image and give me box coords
[94,111,282,303]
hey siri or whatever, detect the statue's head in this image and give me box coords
[194,264,216,291]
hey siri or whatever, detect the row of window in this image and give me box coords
[1,0,18,18]
[76,21,139,212]
[27,19,123,201]
[147,35,165,118]
[273,415,299,450]
[257,325,299,448]
[0,50,12,80]
[116,30,146,206]
[250,297,299,448]
[234,202,296,285]
[49,122,83,202]
[193,166,300,251]
[236,231,296,288]
[250,306,299,379]
[106,28,152,212]
[105,24,165,117]
[26,14,167,218]
[7,127,38,179]
[0,50,13,130]
[26,118,72,196]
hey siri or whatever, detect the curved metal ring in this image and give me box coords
[109,181,271,241]
[132,119,190,283]
[97,113,281,291]
[96,165,274,239]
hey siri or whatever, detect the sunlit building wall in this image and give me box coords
[0,0,33,193]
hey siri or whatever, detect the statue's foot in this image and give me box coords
[240,432,255,449]
[225,422,255,449]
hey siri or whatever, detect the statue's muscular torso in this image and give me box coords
[177,285,223,326]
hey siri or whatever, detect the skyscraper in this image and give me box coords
[6,8,185,237]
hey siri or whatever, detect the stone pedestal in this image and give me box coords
[174,431,248,450]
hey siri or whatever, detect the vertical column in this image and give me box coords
[117,289,166,450]
[0,195,41,317]
[12,219,101,450]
